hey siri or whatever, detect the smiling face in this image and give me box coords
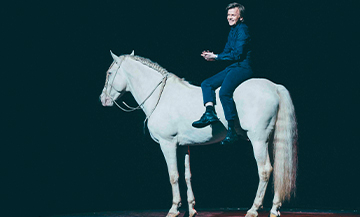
[227,7,243,26]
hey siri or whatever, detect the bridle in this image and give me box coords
[103,55,169,123]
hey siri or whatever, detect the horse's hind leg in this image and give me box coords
[245,131,273,217]
[160,140,181,217]
[184,148,197,217]
[270,192,282,217]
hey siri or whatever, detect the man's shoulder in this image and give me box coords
[238,23,249,31]
[235,23,250,36]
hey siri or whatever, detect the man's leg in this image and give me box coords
[192,69,229,128]
[219,66,252,145]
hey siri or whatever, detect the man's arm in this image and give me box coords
[201,30,232,61]
[217,28,249,61]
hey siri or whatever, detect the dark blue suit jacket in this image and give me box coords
[216,22,251,68]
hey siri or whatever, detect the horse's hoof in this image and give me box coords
[269,211,280,217]
[166,211,180,217]
[245,212,258,217]
[189,209,198,217]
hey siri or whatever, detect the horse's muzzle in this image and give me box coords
[99,93,113,106]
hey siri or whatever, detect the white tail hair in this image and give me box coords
[273,84,298,202]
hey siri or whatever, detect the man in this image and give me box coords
[192,2,252,145]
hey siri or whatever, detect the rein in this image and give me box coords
[103,56,169,123]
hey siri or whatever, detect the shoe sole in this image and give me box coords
[192,119,220,128]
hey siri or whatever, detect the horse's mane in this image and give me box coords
[127,54,195,88]
[128,55,169,76]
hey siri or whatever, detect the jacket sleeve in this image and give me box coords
[216,28,249,61]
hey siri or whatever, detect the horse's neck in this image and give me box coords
[124,59,166,116]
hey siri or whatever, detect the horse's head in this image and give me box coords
[100,51,134,106]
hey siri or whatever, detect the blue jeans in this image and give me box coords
[201,62,252,121]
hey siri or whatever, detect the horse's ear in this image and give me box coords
[110,50,121,63]
[130,50,135,56]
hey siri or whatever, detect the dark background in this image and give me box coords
[3,1,359,217]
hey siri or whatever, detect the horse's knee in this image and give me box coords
[259,165,273,181]
[185,177,191,185]
[185,168,192,184]
[169,173,179,185]
[185,172,191,183]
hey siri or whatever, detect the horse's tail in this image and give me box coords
[273,84,298,202]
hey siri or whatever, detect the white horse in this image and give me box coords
[100,51,298,217]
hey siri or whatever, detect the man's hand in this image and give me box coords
[201,50,217,61]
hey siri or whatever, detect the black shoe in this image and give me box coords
[220,127,239,145]
[192,110,220,128]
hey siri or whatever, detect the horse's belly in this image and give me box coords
[177,123,228,146]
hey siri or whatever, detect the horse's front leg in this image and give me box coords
[184,150,197,217]
[160,140,181,217]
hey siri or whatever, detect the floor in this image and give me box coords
[49,209,360,217]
